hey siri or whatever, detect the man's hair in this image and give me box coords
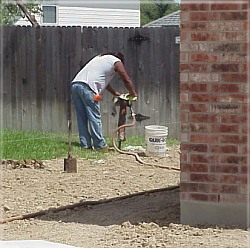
[101,52,125,64]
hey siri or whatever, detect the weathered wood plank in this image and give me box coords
[2,25,12,129]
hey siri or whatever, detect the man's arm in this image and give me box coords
[114,61,137,97]
[106,84,120,96]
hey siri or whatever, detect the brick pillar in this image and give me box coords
[180,1,249,225]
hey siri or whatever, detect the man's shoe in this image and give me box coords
[100,146,115,152]
[82,146,93,150]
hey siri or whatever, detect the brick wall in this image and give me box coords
[179,1,249,225]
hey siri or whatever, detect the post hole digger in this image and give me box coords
[111,93,140,149]
[110,94,178,171]
[111,93,180,172]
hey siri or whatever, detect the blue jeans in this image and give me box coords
[71,82,107,149]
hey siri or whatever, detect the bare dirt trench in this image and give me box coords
[1,146,248,248]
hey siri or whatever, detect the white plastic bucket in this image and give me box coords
[145,125,168,157]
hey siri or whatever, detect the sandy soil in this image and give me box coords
[1,146,249,247]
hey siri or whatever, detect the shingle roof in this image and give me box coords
[143,10,180,27]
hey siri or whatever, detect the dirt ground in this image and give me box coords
[1,145,249,247]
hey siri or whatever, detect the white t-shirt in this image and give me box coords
[72,54,121,94]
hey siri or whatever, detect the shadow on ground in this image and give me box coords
[38,186,180,227]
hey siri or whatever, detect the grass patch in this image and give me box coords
[1,129,179,161]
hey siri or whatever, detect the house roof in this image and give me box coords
[143,10,180,27]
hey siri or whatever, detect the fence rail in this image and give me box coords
[2,25,180,139]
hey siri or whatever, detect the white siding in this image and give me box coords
[15,6,140,27]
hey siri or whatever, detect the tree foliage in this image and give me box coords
[140,0,180,26]
[0,1,41,25]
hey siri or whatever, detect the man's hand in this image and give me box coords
[114,91,121,97]
[114,61,137,97]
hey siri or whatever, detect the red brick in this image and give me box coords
[220,155,247,165]
[181,84,208,92]
[180,182,199,192]
[190,134,219,143]
[190,123,209,133]
[182,163,209,172]
[181,22,208,31]
[220,135,247,144]
[183,183,211,195]
[180,93,189,103]
[189,73,219,82]
[180,163,189,172]
[181,4,209,11]
[210,164,239,174]
[210,184,221,193]
[180,112,189,122]
[211,4,240,10]
[211,43,241,52]
[210,104,240,114]
[211,124,239,133]
[241,3,248,10]
[209,22,246,31]
[198,183,211,193]
[190,93,218,102]
[181,133,189,143]
[221,53,247,63]
[180,72,188,82]
[190,193,209,201]
[190,12,218,21]
[189,43,210,52]
[210,184,238,194]
[210,145,239,154]
[190,193,219,202]
[190,113,219,123]
[180,31,189,41]
[211,64,239,72]
[180,11,190,22]
[240,165,248,174]
[220,12,247,21]
[219,94,247,104]
[220,32,247,42]
[241,43,248,52]
[180,153,188,162]
[181,103,210,112]
[190,104,209,112]
[239,175,247,184]
[190,154,218,164]
[180,103,190,111]
[241,145,248,154]
[191,33,219,41]
[221,115,247,123]
[180,53,189,63]
[191,144,208,153]
[180,171,189,182]
[219,175,238,184]
[222,73,247,82]
[220,145,239,154]
[191,53,218,62]
[211,84,240,93]
[180,192,189,201]
[221,185,238,194]
[180,64,208,72]
[240,84,248,94]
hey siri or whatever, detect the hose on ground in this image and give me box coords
[112,114,180,172]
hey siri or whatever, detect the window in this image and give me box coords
[42,5,57,24]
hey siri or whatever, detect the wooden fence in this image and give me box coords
[2,25,180,139]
